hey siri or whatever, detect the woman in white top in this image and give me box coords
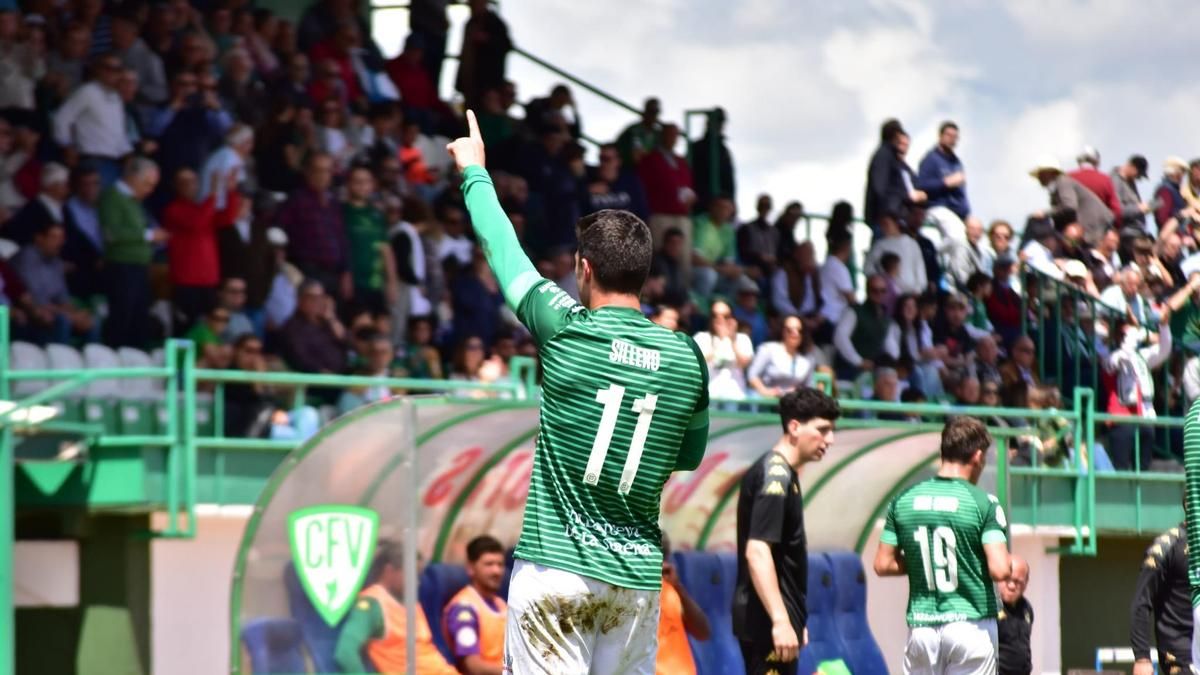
[692,300,753,401]
[1104,312,1171,471]
[747,315,814,398]
[883,293,946,398]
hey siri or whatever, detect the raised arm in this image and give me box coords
[450,110,541,311]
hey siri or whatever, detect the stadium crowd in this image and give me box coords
[0,0,1195,469]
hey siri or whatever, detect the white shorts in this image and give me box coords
[1193,606,1200,668]
[502,559,660,675]
[904,619,998,675]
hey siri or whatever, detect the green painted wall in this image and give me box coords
[15,515,151,675]
[1059,534,1158,672]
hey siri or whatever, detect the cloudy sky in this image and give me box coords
[374,0,1200,226]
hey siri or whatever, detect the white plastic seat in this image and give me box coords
[44,344,87,400]
[9,341,48,397]
[117,347,163,398]
[82,344,122,398]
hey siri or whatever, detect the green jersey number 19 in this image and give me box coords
[914,525,959,593]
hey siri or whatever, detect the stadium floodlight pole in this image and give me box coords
[0,305,12,675]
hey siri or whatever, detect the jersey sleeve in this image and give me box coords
[981,494,1009,545]
[459,165,544,313]
[745,456,790,544]
[674,333,711,471]
[333,596,384,673]
[880,498,899,546]
[514,278,586,347]
[444,603,482,659]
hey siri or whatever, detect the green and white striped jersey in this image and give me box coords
[461,166,709,591]
[881,476,1008,627]
[1183,399,1200,606]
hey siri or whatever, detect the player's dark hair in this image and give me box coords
[778,387,840,433]
[939,120,958,135]
[940,416,992,464]
[466,535,504,563]
[576,209,652,295]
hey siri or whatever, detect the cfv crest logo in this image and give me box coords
[288,505,380,626]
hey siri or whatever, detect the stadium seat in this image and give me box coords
[43,344,86,422]
[282,562,343,673]
[240,617,307,674]
[798,643,817,675]
[82,344,121,429]
[10,341,48,397]
[418,562,469,661]
[673,550,743,675]
[805,553,849,665]
[0,237,17,260]
[498,547,516,601]
[117,347,163,398]
[827,550,887,674]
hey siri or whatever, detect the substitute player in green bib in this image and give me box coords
[448,112,709,674]
[873,416,1012,674]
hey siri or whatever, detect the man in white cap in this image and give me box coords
[3,162,70,246]
[1030,155,1113,247]
[1154,156,1189,229]
[1069,145,1122,222]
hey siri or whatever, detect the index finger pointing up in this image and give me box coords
[466,109,481,142]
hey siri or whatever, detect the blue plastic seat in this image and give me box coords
[805,553,849,665]
[418,562,470,661]
[673,550,744,675]
[498,548,516,601]
[282,562,342,673]
[828,550,887,674]
[241,617,306,674]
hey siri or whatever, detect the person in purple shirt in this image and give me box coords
[444,535,508,674]
[276,152,351,299]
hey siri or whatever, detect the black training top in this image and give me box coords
[998,595,1034,675]
[1130,523,1193,667]
[733,451,807,641]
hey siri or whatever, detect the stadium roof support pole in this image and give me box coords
[0,305,12,675]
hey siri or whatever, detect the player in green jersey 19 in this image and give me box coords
[873,416,1012,675]
[448,112,709,675]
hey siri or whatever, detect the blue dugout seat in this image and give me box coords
[418,562,469,661]
[672,550,743,675]
[804,553,849,665]
[828,551,887,674]
[241,617,306,674]
[282,562,343,673]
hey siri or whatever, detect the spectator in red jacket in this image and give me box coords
[163,166,242,332]
[1069,146,1121,222]
[308,20,365,107]
[638,123,695,282]
[386,33,454,135]
[987,253,1022,349]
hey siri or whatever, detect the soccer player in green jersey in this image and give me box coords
[1183,398,1200,666]
[873,416,1012,674]
[447,112,709,674]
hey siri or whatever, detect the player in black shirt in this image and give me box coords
[998,555,1034,675]
[733,388,840,675]
[1130,522,1193,675]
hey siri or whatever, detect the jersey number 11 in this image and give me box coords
[584,384,658,495]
